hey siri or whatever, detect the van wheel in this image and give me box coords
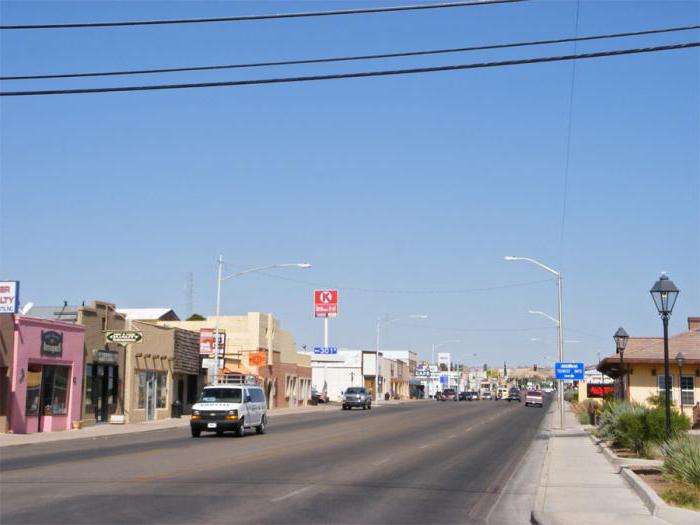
[236,421,245,438]
[256,417,266,434]
[191,428,201,438]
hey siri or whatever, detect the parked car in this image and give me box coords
[190,384,267,438]
[441,388,458,401]
[466,391,479,401]
[525,390,544,407]
[434,391,443,401]
[507,387,522,402]
[342,387,372,410]
[481,391,493,400]
[458,391,469,401]
[311,388,329,405]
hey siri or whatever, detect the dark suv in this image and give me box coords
[342,387,372,410]
[507,388,522,402]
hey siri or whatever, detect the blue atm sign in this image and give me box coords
[555,362,585,380]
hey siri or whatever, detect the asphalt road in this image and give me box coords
[0,398,551,525]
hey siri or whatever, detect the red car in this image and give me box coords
[441,388,458,402]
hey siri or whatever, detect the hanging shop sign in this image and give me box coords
[248,352,268,367]
[105,331,143,344]
[199,328,225,356]
[41,330,63,357]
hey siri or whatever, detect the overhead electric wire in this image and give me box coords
[253,272,553,294]
[0,0,524,30]
[3,23,698,81]
[2,41,697,97]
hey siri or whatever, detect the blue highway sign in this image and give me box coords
[313,346,338,355]
[555,362,584,380]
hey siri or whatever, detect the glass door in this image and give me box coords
[94,365,106,423]
[145,372,156,421]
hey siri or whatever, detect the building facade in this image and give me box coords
[6,316,85,434]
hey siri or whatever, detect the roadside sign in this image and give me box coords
[440,374,448,385]
[248,352,267,367]
[199,328,225,356]
[105,331,143,344]
[555,362,585,380]
[313,346,338,355]
[0,281,19,314]
[314,289,338,318]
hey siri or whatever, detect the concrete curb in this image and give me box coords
[620,466,700,524]
[532,401,556,515]
[586,429,663,469]
[530,510,565,525]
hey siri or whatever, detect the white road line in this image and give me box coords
[374,458,390,466]
[418,444,431,449]
[271,487,310,502]
[448,434,456,439]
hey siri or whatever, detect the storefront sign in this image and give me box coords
[95,350,119,365]
[199,328,225,356]
[41,330,63,356]
[105,331,143,344]
[314,289,338,318]
[0,281,19,314]
[248,352,267,367]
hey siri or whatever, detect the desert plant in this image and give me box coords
[613,404,649,455]
[564,390,578,402]
[645,407,691,443]
[662,437,700,488]
[577,411,592,425]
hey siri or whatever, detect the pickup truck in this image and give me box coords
[525,390,544,407]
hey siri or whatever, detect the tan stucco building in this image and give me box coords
[158,312,311,409]
[598,317,700,426]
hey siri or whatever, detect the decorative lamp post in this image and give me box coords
[649,273,680,440]
[614,327,629,400]
[676,352,685,410]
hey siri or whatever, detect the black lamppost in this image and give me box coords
[650,274,680,440]
[676,352,685,410]
[614,327,629,401]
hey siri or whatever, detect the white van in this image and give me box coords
[190,384,267,438]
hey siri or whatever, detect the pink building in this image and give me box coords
[8,316,84,433]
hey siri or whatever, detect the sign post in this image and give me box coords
[314,289,338,352]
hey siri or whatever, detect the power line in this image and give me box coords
[2,42,696,97]
[254,272,553,294]
[3,24,698,81]
[0,0,524,30]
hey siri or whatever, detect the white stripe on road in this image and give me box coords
[374,458,390,466]
[418,444,431,449]
[271,487,310,502]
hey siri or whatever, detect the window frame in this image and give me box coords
[657,374,673,401]
[680,375,694,406]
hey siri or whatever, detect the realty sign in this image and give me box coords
[314,289,338,318]
[555,362,585,381]
[105,331,144,344]
[0,281,19,314]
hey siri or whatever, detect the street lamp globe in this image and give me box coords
[650,274,680,317]
[676,352,685,369]
[614,327,629,355]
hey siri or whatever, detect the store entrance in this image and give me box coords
[92,365,118,423]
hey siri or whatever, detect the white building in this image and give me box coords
[310,349,363,402]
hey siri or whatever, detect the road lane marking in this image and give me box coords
[448,434,456,439]
[418,444,431,449]
[374,458,390,466]
[271,486,310,502]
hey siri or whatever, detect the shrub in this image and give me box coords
[645,407,691,444]
[662,437,700,488]
[613,404,648,455]
[564,390,578,402]
[577,411,592,425]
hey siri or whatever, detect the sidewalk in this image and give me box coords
[532,400,671,525]
[0,398,424,448]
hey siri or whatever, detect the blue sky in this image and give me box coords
[1,0,698,367]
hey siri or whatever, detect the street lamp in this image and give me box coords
[431,339,460,397]
[509,256,565,432]
[676,352,685,410]
[213,256,311,381]
[375,314,427,402]
[649,273,680,439]
[614,327,629,401]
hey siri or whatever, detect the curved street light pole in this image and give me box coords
[506,256,564,430]
[212,256,311,382]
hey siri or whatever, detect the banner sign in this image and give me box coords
[248,352,268,367]
[555,362,585,380]
[314,289,338,318]
[199,328,225,356]
[105,331,143,344]
[0,281,19,314]
[313,346,338,355]
[587,384,615,398]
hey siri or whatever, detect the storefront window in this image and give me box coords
[50,367,69,415]
[85,364,93,408]
[156,372,167,408]
[25,365,42,416]
[137,371,146,409]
